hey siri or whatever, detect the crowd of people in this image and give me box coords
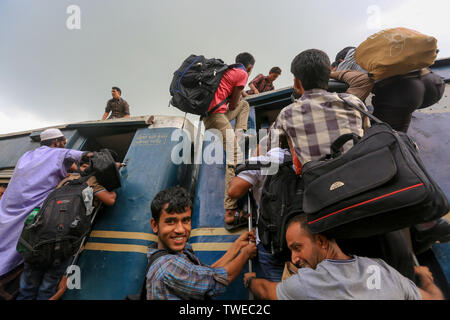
[146,47,448,300]
[0,42,448,301]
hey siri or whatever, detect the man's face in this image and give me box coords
[0,186,6,200]
[151,204,192,252]
[286,221,326,269]
[111,89,121,99]
[56,138,67,148]
[268,72,279,82]
[246,64,254,76]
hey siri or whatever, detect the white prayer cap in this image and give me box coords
[40,128,65,141]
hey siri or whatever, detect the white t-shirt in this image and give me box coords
[276,255,422,300]
[236,147,291,244]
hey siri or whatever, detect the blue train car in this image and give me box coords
[0,59,449,300]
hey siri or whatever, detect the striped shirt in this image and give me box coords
[146,243,229,300]
[271,89,370,167]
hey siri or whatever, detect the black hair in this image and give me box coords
[40,136,65,147]
[286,214,314,239]
[334,46,355,63]
[331,61,339,69]
[279,132,289,150]
[269,66,282,75]
[235,52,255,69]
[100,148,120,162]
[151,186,193,223]
[290,49,330,90]
[112,86,121,95]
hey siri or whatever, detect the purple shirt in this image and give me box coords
[0,146,83,276]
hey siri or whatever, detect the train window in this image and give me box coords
[81,130,136,162]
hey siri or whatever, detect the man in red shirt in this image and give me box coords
[202,52,255,228]
[245,67,281,96]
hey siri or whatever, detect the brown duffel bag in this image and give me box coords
[355,27,438,81]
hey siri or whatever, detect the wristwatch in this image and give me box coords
[245,276,256,289]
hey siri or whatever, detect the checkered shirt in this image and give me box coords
[247,74,274,94]
[270,89,370,166]
[146,243,229,300]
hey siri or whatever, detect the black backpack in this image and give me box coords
[89,149,121,192]
[254,162,303,259]
[302,95,449,239]
[17,176,94,268]
[169,54,246,117]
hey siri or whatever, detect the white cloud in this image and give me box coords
[0,99,63,135]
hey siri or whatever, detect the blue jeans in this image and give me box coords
[257,243,284,282]
[17,258,71,300]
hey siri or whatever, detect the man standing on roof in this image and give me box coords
[146,186,257,300]
[0,128,91,280]
[102,86,130,120]
[201,52,256,229]
[245,67,282,96]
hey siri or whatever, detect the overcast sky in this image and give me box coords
[1,0,449,135]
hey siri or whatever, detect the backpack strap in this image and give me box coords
[337,93,384,125]
[201,63,247,119]
[137,249,170,300]
[228,63,247,72]
[202,98,229,119]
[235,159,293,175]
[235,160,273,175]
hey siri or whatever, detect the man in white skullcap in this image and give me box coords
[0,128,91,299]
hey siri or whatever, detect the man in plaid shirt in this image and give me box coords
[146,186,257,300]
[268,49,417,282]
[269,49,369,168]
[245,67,282,96]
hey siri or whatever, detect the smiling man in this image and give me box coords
[146,186,257,300]
[244,215,443,300]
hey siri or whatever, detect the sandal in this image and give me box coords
[224,210,249,231]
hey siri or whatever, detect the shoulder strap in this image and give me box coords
[148,249,170,269]
[138,249,170,300]
[228,63,246,72]
[337,93,383,124]
[203,98,229,118]
[201,63,247,119]
[235,160,273,175]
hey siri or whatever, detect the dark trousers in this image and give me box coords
[257,243,284,282]
[371,72,445,133]
[16,258,71,300]
[337,230,416,281]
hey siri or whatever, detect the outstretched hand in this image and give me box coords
[242,242,257,259]
[414,266,434,286]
